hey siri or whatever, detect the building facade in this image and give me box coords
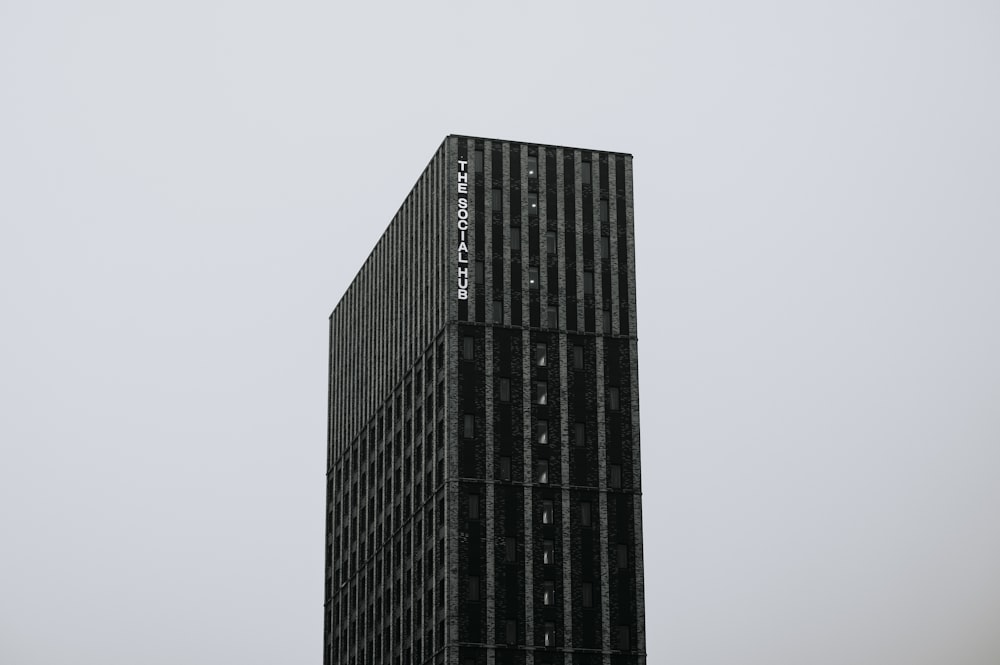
[325,135,645,665]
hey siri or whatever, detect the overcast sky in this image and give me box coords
[2,1,999,664]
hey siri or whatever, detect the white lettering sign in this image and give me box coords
[456,159,470,300]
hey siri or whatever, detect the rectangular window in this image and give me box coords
[493,300,503,324]
[610,464,622,488]
[582,581,593,607]
[528,266,539,289]
[542,539,554,565]
[536,420,548,445]
[474,149,484,173]
[617,625,631,650]
[528,192,538,214]
[542,499,554,525]
[475,261,484,284]
[463,414,475,439]
[499,378,511,402]
[603,309,612,332]
[535,342,547,366]
[462,336,474,360]
[573,345,584,369]
[505,619,517,645]
[608,386,620,411]
[546,230,556,254]
[581,161,592,185]
[499,456,511,481]
[601,235,610,260]
[511,233,521,251]
[580,501,592,526]
[600,198,609,222]
[535,459,549,484]
[492,188,502,210]
[542,581,555,606]
[527,155,538,176]
[543,622,555,647]
[468,575,480,601]
[467,494,479,520]
[584,271,595,294]
[535,381,547,405]
[617,543,628,569]
[546,306,558,328]
[504,537,516,562]
[573,422,585,447]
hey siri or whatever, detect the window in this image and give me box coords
[603,309,612,332]
[536,420,548,445]
[535,342,547,366]
[572,345,584,369]
[475,261,484,284]
[580,501,592,526]
[505,619,517,645]
[600,198,609,223]
[499,377,511,402]
[616,543,628,569]
[528,192,538,214]
[543,622,555,647]
[584,271,594,294]
[492,300,503,324]
[499,456,511,481]
[535,381,547,405]
[610,464,622,488]
[581,160,592,185]
[468,575,480,601]
[535,459,549,484]
[528,266,539,289]
[474,149,484,173]
[546,231,556,254]
[504,537,516,562]
[542,539,554,564]
[601,235,610,259]
[542,581,555,605]
[527,155,538,176]
[608,386,620,411]
[573,422,585,447]
[492,188,502,210]
[463,414,475,438]
[616,625,630,650]
[467,494,479,519]
[582,581,593,607]
[542,500,554,525]
[511,233,521,251]
[546,306,558,328]
[462,336,474,360]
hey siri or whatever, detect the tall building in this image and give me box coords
[325,135,645,665]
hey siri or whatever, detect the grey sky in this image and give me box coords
[2,1,999,664]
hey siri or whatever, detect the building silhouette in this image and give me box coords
[325,135,645,665]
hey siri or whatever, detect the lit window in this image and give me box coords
[499,377,511,402]
[610,464,622,489]
[463,414,475,438]
[608,386,620,411]
[573,345,584,369]
[546,231,556,254]
[573,422,585,447]
[462,336,474,360]
[542,581,555,605]
[535,342,546,366]
[542,539,554,564]
[582,581,593,607]
[543,622,555,647]
[536,420,548,445]
[527,155,538,176]
[535,459,549,484]
[542,499,554,525]
[528,266,539,289]
[584,271,594,294]
[535,381,547,405]
[580,501,592,526]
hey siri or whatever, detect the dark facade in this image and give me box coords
[325,135,645,665]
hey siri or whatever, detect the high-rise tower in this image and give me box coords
[325,135,645,665]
